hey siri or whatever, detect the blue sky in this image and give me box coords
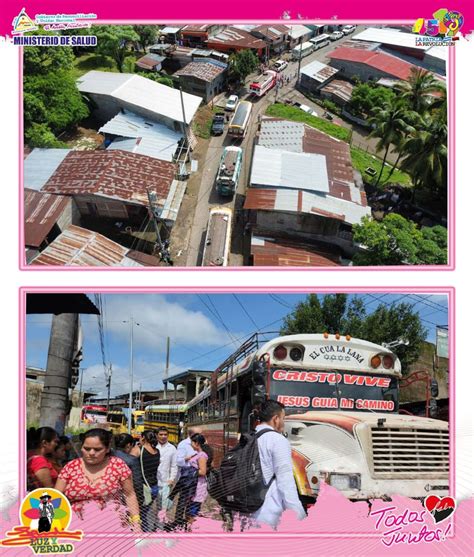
[26,293,449,398]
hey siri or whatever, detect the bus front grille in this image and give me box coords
[369,426,449,479]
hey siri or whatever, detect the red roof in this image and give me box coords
[42,150,176,207]
[328,47,416,81]
[251,236,341,267]
[24,189,70,248]
[207,27,267,51]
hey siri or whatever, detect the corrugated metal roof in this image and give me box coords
[425,45,448,62]
[244,187,370,225]
[24,148,71,191]
[320,79,354,102]
[100,111,182,162]
[77,71,202,124]
[30,225,144,267]
[208,27,267,50]
[252,24,289,40]
[250,145,330,194]
[328,47,417,81]
[135,53,165,70]
[353,27,429,50]
[24,188,70,248]
[175,60,227,82]
[251,235,341,267]
[160,26,182,34]
[301,59,339,83]
[287,25,312,39]
[42,150,176,207]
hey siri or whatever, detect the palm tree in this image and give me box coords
[368,100,416,187]
[400,116,447,196]
[394,68,444,114]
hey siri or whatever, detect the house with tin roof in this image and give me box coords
[206,27,268,57]
[29,225,160,267]
[174,59,228,103]
[327,47,418,82]
[244,118,371,264]
[40,150,185,226]
[250,25,290,55]
[299,59,340,93]
[135,53,165,72]
[76,71,202,131]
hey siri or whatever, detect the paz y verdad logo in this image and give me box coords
[0,488,83,554]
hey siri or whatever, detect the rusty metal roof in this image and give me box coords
[328,47,417,81]
[301,59,339,83]
[24,188,70,248]
[175,60,227,83]
[42,150,176,207]
[252,25,289,40]
[208,27,267,50]
[320,79,354,103]
[135,53,165,70]
[250,235,341,267]
[30,225,145,267]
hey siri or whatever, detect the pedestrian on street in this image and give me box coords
[156,427,177,523]
[185,433,209,526]
[27,427,60,490]
[138,430,160,532]
[251,400,306,529]
[169,426,202,528]
[55,429,141,532]
[114,433,144,509]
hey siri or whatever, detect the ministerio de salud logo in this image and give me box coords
[0,488,83,554]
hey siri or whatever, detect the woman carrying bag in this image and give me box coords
[139,430,160,532]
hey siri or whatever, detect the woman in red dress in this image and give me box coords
[55,429,141,532]
[27,427,60,490]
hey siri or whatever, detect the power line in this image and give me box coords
[232,294,259,330]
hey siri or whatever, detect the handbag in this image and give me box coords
[140,448,153,506]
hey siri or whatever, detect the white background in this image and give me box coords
[0,34,472,505]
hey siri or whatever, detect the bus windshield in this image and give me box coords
[269,368,399,414]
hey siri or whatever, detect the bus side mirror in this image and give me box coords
[430,379,439,398]
[429,398,438,418]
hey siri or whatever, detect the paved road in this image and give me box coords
[185,26,384,266]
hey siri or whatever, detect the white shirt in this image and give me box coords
[175,437,194,469]
[156,442,178,487]
[252,424,306,528]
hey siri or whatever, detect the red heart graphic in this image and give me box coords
[424,495,456,523]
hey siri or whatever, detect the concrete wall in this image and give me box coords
[329,60,394,82]
[56,198,81,232]
[400,341,449,403]
[74,194,144,220]
[27,380,84,430]
[178,72,226,103]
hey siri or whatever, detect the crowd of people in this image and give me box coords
[26,399,306,533]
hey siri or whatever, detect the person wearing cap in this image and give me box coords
[38,493,54,533]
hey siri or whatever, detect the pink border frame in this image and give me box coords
[19,286,455,539]
[17,19,456,271]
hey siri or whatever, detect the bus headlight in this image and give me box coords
[328,473,361,491]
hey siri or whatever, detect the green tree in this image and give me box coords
[394,67,444,114]
[23,31,75,75]
[368,100,416,187]
[400,116,447,196]
[350,83,395,115]
[228,49,259,83]
[134,25,158,53]
[95,26,139,72]
[352,214,447,266]
[280,295,427,372]
[25,123,67,148]
[137,72,175,88]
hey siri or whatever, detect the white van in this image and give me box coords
[310,34,330,50]
[291,41,314,60]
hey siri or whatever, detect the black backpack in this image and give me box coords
[207,428,278,514]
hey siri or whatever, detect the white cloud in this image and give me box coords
[83,295,227,349]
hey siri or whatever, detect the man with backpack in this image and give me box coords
[208,399,306,530]
[251,399,306,528]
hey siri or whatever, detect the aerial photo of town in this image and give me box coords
[23,23,448,267]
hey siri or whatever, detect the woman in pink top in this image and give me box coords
[186,433,209,524]
[55,429,141,532]
[27,427,60,490]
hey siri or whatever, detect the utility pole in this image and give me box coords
[128,315,134,434]
[296,37,303,88]
[105,364,112,411]
[40,313,78,435]
[164,336,170,399]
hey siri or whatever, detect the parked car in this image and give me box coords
[330,31,344,40]
[211,113,225,135]
[225,95,239,111]
[273,59,288,72]
[298,104,318,117]
[342,25,356,35]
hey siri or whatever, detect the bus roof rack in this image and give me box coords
[216,331,279,375]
